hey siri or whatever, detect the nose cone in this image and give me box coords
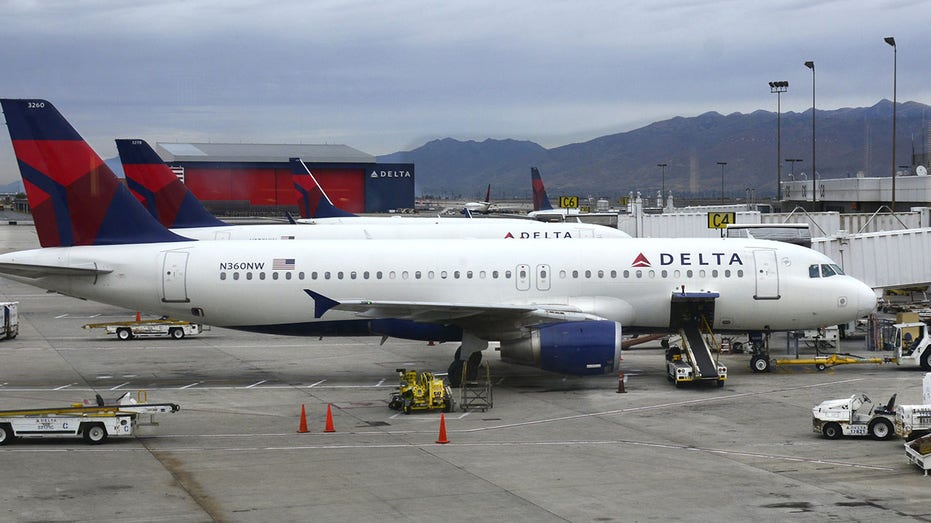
[855,281,878,318]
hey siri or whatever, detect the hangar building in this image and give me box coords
[155,143,414,214]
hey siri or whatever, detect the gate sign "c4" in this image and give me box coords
[707,212,736,229]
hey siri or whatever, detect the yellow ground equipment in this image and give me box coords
[774,353,895,371]
[388,369,454,414]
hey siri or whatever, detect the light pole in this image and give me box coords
[657,163,667,199]
[804,61,816,209]
[717,161,727,202]
[885,36,897,211]
[769,81,788,201]
[785,158,803,181]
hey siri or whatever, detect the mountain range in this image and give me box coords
[379,100,931,200]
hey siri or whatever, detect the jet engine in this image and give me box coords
[499,320,622,375]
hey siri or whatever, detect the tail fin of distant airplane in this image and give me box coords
[0,99,188,247]
[483,183,491,203]
[116,138,228,229]
[531,167,553,211]
[290,158,356,218]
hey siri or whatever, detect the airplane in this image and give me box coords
[0,98,878,386]
[116,138,229,229]
[463,184,493,214]
[289,157,356,219]
[115,138,628,239]
[528,167,581,220]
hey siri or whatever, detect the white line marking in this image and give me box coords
[245,380,267,389]
[53,384,73,390]
[306,379,327,388]
[110,382,130,390]
[375,379,385,387]
[179,382,201,389]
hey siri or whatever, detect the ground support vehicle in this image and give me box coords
[388,369,454,414]
[774,353,893,371]
[665,325,726,388]
[0,392,180,445]
[0,301,18,340]
[894,405,931,440]
[889,322,931,371]
[83,318,203,340]
[812,392,896,440]
[905,433,931,475]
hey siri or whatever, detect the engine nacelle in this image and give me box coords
[499,320,622,376]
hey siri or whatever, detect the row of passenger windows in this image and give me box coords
[218,268,746,281]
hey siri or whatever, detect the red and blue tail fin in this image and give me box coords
[290,158,356,218]
[0,99,188,247]
[531,167,554,211]
[483,183,491,203]
[116,139,228,229]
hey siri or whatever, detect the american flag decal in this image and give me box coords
[273,258,296,270]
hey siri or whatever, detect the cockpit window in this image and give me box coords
[809,263,846,278]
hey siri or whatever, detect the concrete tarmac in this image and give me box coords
[1,223,929,522]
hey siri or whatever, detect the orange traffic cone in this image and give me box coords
[298,404,309,433]
[436,413,450,444]
[324,404,336,433]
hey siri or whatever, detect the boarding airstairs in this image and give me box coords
[667,316,727,388]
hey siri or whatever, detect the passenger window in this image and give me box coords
[737,270,744,277]
[259,272,266,280]
[298,272,305,280]
[454,271,460,279]
[376,271,383,279]
[338,272,344,279]
[661,270,668,278]
[585,270,591,278]
[285,272,292,280]
[598,270,604,278]
[428,271,435,279]
[415,271,421,279]
[246,272,253,280]
[467,271,473,279]
[610,270,617,278]
[389,271,396,279]
[686,270,693,278]
[363,271,369,279]
[325,272,331,280]
[273,272,279,280]
[402,271,409,280]
[441,271,448,279]
[572,270,579,278]
[351,271,357,280]
[636,270,642,278]
[559,270,567,278]
[623,270,630,278]
[505,270,512,279]
[220,272,226,281]
[233,272,240,280]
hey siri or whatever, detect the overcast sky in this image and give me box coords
[1,0,929,186]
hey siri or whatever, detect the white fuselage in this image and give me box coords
[0,237,875,337]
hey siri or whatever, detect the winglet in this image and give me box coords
[304,289,341,318]
[290,158,356,219]
[531,167,554,211]
[116,138,228,229]
[0,99,188,247]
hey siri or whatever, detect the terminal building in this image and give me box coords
[782,168,931,213]
[155,143,414,214]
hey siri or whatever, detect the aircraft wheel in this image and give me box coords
[465,351,482,381]
[447,360,463,388]
[170,328,185,340]
[750,355,770,373]
[869,418,894,440]
[83,423,108,445]
[116,328,132,341]
[822,422,842,440]
[920,350,931,372]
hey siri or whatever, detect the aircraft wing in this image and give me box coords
[304,290,608,326]
[0,262,113,279]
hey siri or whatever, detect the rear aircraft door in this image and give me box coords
[162,251,190,303]
[536,264,551,291]
[516,264,531,291]
[753,249,780,300]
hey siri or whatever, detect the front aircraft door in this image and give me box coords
[162,251,190,303]
[753,249,780,300]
